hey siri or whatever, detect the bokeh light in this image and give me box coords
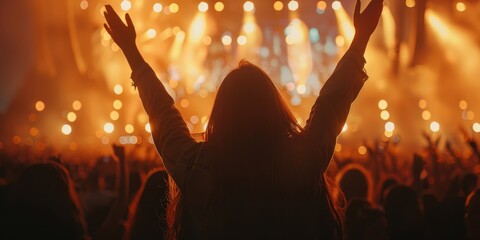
[198,2,209,12]
[35,101,45,112]
[145,123,152,133]
[332,1,341,10]
[473,122,480,133]
[113,100,123,110]
[430,121,440,133]
[456,2,466,12]
[67,112,77,122]
[62,124,72,135]
[406,0,416,8]
[288,0,299,11]
[125,124,134,133]
[104,122,114,134]
[72,100,82,111]
[120,0,132,11]
[378,99,388,110]
[243,1,255,12]
[214,2,224,12]
[385,122,395,132]
[273,1,284,11]
[153,3,163,12]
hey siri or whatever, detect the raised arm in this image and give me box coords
[103,5,199,191]
[304,0,383,171]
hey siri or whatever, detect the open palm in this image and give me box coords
[353,0,384,39]
[103,5,136,51]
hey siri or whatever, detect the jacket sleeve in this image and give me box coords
[131,62,199,191]
[304,49,368,172]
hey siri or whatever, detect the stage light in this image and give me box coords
[430,121,440,133]
[114,84,123,95]
[169,31,185,61]
[332,1,341,10]
[244,1,255,12]
[237,35,247,45]
[125,124,134,133]
[288,1,299,11]
[422,110,431,120]
[72,100,82,111]
[146,29,157,39]
[120,0,131,11]
[221,34,232,46]
[385,122,395,132]
[317,1,327,12]
[67,112,77,122]
[198,2,209,12]
[459,100,468,110]
[145,123,152,133]
[333,2,354,43]
[274,1,284,11]
[285,18,313,88]
[110,111,119,121]
[380,110,390,120]
[378,99,388,110]
[80,0,88,10]
[406,0,416,8]
[35,101,45,112]
[62,124,72,135]
[113,100,122,110]
[104,122,114,134]
[456,2,466,12]
[153,3,163,12]
[214,2,224,11]
[169,3,179,13]
[382,5,396,58]
[473,123,480,133]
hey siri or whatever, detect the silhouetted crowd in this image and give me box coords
[0,133,478,240]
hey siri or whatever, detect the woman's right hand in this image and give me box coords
[103,5,136,51]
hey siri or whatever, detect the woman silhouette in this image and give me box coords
[104,0,383,239]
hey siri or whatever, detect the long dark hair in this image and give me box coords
[4,161,89,240]
[206,60,301,144]
[167,61,344,239]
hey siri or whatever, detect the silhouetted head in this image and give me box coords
[206,61,300,145]
[340,169,368,202]
[384,185,423,240]
[5,161,89,239]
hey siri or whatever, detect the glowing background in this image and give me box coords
[0,0,479,160]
